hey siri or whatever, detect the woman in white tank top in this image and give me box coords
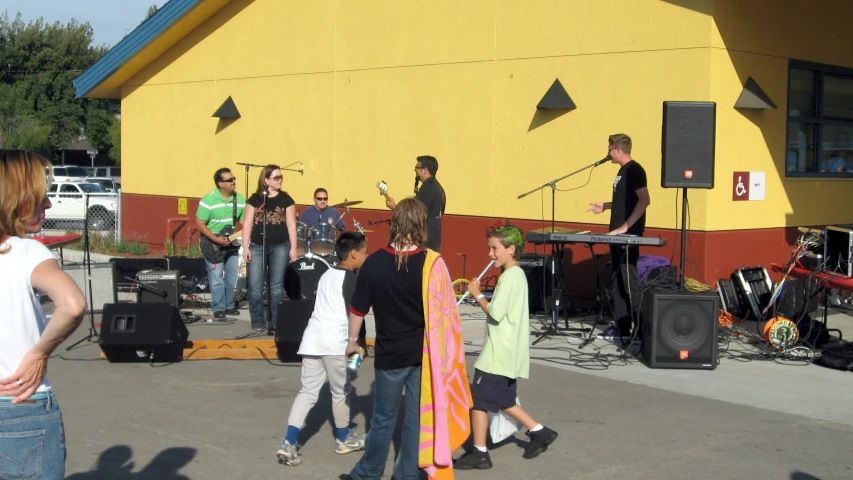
[0,150,87,479]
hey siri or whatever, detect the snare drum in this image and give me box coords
[309,223,337,256]
[294,222,308,257]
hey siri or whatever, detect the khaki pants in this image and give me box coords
[287,355,351,430]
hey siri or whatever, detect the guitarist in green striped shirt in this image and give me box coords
[196,168,246,320]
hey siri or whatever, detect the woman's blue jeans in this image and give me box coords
[0,392,66,480]
[247,242,290,330]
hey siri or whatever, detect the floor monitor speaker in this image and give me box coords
[642,289,719,369]
[99,303,188,363]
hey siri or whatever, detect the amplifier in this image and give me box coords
[717,278,747,319]
[137,270,181,309]
[824,225,853,277]
[734,266,772,319]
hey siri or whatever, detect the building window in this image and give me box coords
[786,60,853,177]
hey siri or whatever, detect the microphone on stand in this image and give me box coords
[414,176,420,195]
[594,154,612,167]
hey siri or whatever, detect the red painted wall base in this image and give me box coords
[122,193,797,299]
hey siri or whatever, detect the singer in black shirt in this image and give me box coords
[385,155,446,252]
[587,134,650,338]
[241,165,298,335]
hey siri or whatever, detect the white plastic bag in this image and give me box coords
[488,397,522,443]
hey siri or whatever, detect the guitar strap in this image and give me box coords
[232,194,238,232]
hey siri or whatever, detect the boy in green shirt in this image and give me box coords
[454,225,558,470]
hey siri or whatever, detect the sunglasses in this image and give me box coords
[270,175,283,181]
[219,177,236,183]
[315,197,328,201]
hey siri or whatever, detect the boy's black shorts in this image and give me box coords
[471,368,517,413]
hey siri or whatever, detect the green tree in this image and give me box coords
[0,12,110,158]
[107,116,121,164]
[145,5,160,21]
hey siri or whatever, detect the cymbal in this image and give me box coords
[330,200,363,208]
[528,226,584,234]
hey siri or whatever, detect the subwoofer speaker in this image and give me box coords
[642,290,719,369]
[99,303,189,363]
[661,101,716,189]
[275,299,314,362]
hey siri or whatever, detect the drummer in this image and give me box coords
[300,188,347,231]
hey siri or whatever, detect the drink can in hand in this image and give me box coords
[347,349,364,371]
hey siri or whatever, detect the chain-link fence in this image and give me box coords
[43,190,121,242]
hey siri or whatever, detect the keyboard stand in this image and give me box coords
[532,244,591,345]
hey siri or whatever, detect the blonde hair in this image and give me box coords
[389,197,427,269]
[0,150,52,251]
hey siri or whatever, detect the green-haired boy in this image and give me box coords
[454,225,558,470]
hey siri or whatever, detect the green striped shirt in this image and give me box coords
[196,189,246,233]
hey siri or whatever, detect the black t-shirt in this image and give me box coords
[350,246,426,370]
[609,160,647,235]
[415,177,446,251]
[247,191,296,245]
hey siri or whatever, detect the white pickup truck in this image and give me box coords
[45,182,118,230]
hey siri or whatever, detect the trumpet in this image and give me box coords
[456,260,495,306]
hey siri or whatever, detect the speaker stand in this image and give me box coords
[67,193,99,351]
[678,188,688,289]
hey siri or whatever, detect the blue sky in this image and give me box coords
[2,0,162,48]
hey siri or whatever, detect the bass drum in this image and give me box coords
[285,255,331,301]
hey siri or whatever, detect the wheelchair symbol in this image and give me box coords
[735,176,747,197]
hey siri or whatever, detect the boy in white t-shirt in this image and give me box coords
[276,231,369,466]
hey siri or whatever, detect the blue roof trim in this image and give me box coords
[73,0,203,98]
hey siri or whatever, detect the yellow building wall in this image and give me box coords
[122,0,853,234]
[121,0,718,231]
[706,0,853,231]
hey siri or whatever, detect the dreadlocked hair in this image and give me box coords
[389,197,428,270]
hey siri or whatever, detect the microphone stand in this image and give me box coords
[67,193,98,350]
[262,189,274,335]
[235,188,274,339]
[517,158,607,345]
[236,162,266,199]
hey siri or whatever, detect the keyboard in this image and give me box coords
[525,232,667,247]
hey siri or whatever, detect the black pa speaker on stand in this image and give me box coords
[642,289,719,369]
[99,303,189,363]
[661,101,716,288]
[275,299,314,362]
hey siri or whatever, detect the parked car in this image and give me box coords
[45,182,118,230]
[84,166,121,184]
[52,165,89,182]
[85,177,120,192]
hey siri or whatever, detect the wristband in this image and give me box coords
[348,337,359,343]
[475,294,485,301]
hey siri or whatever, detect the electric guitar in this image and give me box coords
[199,226,242,264]
[377,181,393,204]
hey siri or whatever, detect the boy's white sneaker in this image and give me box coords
[335,431,366,454]
[276,440,301,466]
